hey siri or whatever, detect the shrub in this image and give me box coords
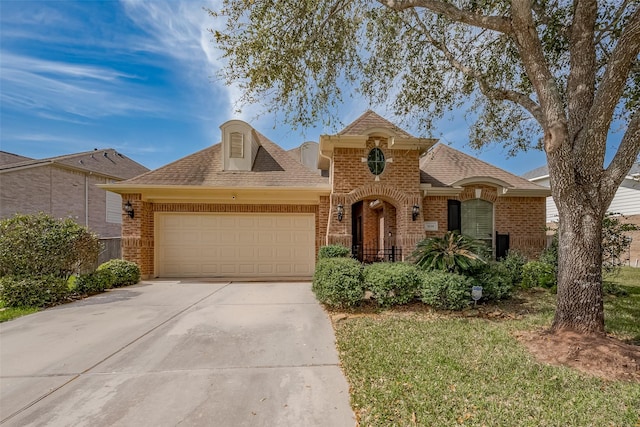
[473,262,514,301]
[419,271,473,310]
[74,269,114,295]
[521,261,556,289]
[318,244,351,259]
[412,231,486,274]
[98,259,140,287]
[0,213,100,279]
[499,250,528,286]
[312,258,364,308]
[363,263,421,307]
[0,275,69,307]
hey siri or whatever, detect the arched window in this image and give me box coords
[461,199,493,247]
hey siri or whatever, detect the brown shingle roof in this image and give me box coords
[0,151,33,166]
[420,144,545,190]
[339,110,413,138]
[0,149,149,180]
[123,131,328,188]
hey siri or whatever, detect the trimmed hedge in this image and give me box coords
[74,269,115,295]
[97,259,140,287]
[363,262,421,307]
[318,244,351,260]
[312,257,364,308]
[419,271,473,310]
[0,275,69,307]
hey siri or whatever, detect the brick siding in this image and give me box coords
[1,166,121,237]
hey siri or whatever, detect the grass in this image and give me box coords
[333,267,640,426]
[0,301,39,323]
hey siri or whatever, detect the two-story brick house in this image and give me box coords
[102,111,550,279]
[0,149,149,237]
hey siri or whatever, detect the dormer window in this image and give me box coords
[230,132,244,158]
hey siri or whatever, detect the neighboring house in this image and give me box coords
[0,149,150,237]
[523,163,640,266]
[102,111,550,279]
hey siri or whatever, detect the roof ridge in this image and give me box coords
[338,110,413,137]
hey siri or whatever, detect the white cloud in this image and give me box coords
[0,52,168,119]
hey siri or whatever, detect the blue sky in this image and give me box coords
[2,0,555,174]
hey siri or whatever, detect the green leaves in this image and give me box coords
[411,231,486,274]
[0,213,100,279]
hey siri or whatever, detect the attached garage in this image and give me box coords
[155,213,316,278]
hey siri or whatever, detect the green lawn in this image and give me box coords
[334,267,640,426]
[0,302,39,323]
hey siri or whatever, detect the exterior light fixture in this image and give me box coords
[412,204,420,221]
[123,201,135,219]
[337,204,344,222]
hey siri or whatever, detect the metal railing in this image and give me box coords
[352,245,402,263]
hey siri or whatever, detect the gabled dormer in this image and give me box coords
[220,119,261,171]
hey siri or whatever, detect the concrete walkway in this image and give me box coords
[0,281,355,426]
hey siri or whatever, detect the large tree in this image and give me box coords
[208,0,640,334]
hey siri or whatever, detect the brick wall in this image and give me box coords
[422,187,547,259]
[327,138,424,257]
[0,166,121,237]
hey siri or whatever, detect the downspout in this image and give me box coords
[85,174,89,227]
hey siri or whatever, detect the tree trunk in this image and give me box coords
[551,203,605,335]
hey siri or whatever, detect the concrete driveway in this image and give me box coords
[0,281,355,426]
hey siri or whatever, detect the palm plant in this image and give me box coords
[412,231,486,274]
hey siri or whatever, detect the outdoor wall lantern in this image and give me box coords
[412,204,420,221]
[337,204,344,222]
[123,201,135,219]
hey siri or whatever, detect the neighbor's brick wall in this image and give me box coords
[422,186,547,259]
[121,201,322,278]
[0,166,121,237]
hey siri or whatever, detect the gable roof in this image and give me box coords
[339,110,413,138]
[0,149,149,180]
[0,151,33,166]
[120,131,328,188]
[420,144,549,194]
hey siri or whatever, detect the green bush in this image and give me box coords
[419,271,473,310]
[74,269,114,295]
[312,258,364,308]
[521,261,556,289]
[97,259,140,287]
[318,244,351,259]
[412,231,485,274]
[0,275,69,307]
[0,213,100,279]
[363,262,421,307]
[473,262,514,301]
[499,250,528,286]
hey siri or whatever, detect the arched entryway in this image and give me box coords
[351,198,400,262]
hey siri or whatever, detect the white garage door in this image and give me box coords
[155,213,315,278]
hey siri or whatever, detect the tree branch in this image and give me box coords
[567,0,598,162]
[510,0,566,134]
[377,0,512,33]
[587,7,640,157]
[404,9,544,123]
[603,110,640,203]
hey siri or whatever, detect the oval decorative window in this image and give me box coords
[367,147,385,176]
